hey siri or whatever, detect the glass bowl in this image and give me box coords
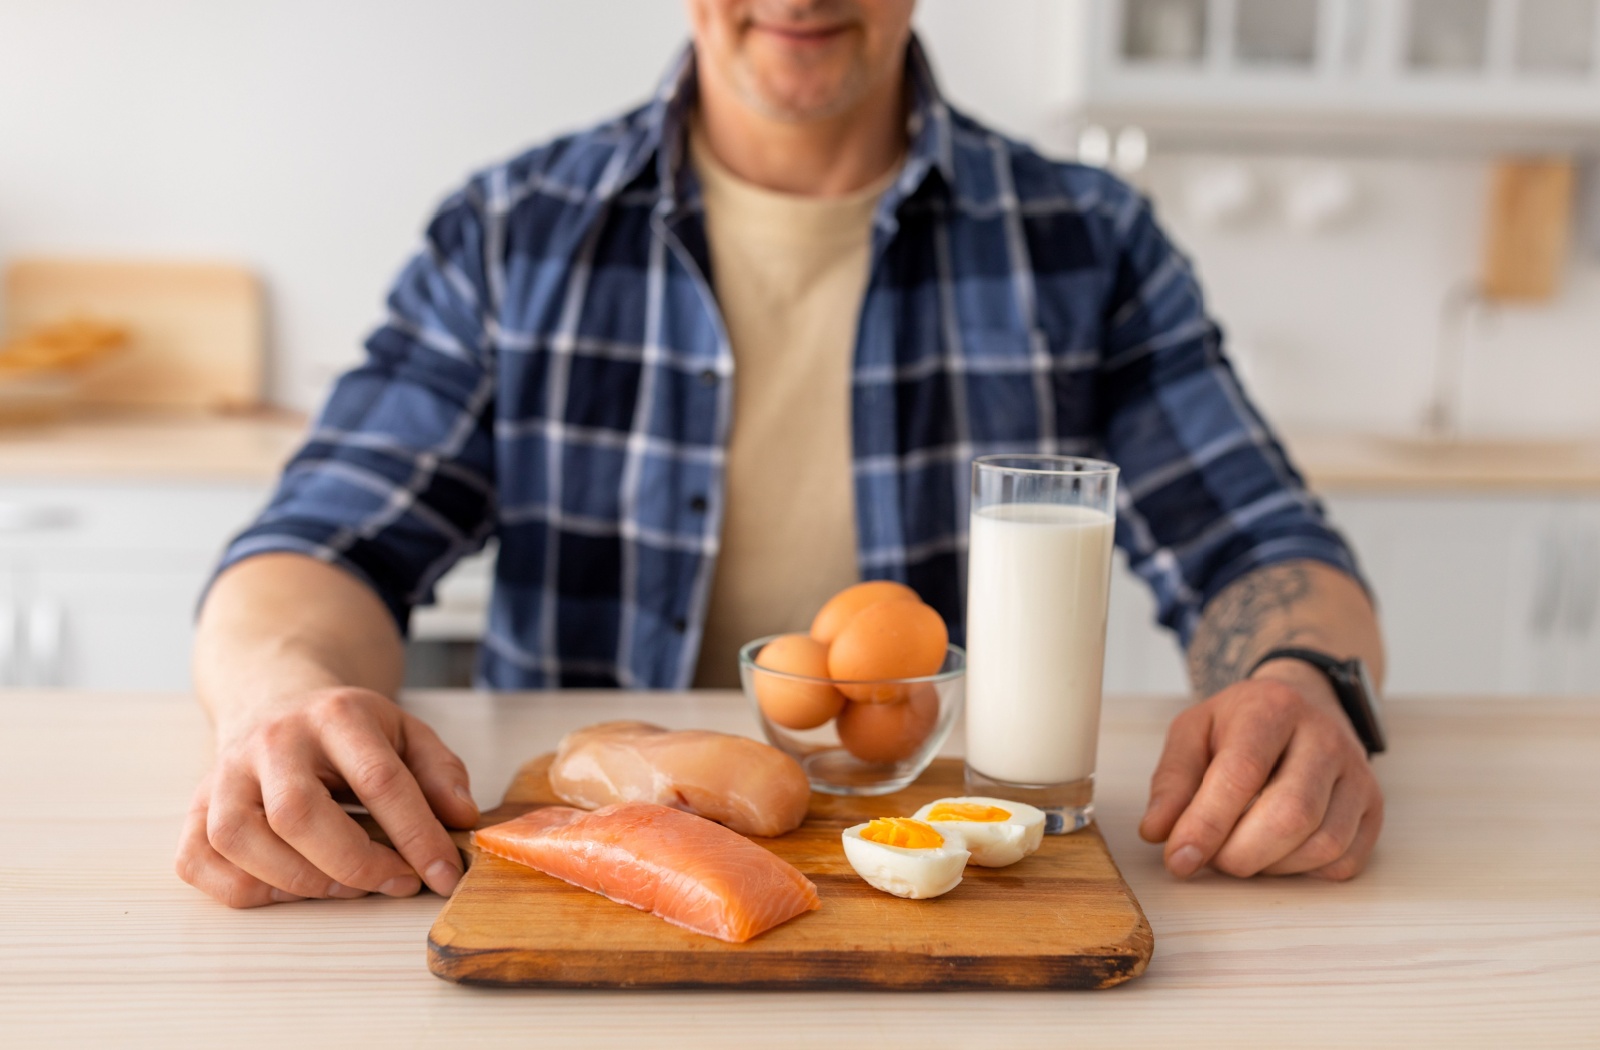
[738,635,965,796]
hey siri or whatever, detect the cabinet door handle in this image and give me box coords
[0,503,76,534]
[1529,530,1564,637]
[1564,527,1600,637]
[0,603,17,687]
[1334,0,1372,69]
[25,600,65,687]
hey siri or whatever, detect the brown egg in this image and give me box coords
[809,580,922,646]
[827,599,949,703]
[752,633,847,730]
[836,686,940,764]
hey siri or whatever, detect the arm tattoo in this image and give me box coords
[1186,563,1317,697]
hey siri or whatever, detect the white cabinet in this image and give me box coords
[0,482,268,690]
[1499,499,1600,693]
[16,557,216,689]
[1054,0,1600,149]
[1562,503,1600,688]
[1332,494,1530,694]
[1103,554,1191,696]
[1102,492,1600,699]
[1333,493,1600,695]
[0,477,498,691]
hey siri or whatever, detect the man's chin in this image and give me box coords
[737,71,866,123]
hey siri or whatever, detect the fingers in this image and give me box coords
[175,689,476,908]
[1140,705,1214,844]
[207,767,368,900]
[322,710,463,897]
[1209,724,1342,877]
[1162,687,1301,878]
[1259,775,1366,876]
[399,713,479,830]
[256,753,412,896]
[175,775,293,909]
[1309,792,1384,882]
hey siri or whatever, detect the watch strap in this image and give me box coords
[1249,647,1387,755]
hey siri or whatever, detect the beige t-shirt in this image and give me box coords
[689,131,900,688]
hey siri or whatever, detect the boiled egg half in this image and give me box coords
[910,797,1046,868]
[841,817,970,899]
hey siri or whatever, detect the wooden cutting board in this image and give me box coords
[1481,159,1575,303]
[2,258,264,410]
[426,756,1153,990]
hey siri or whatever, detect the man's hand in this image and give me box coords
[1137,670,1382,881]
[175,688,479,908]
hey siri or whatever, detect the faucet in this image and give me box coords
[1422,282,1489,443]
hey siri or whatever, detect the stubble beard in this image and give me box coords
[727,52,874,123]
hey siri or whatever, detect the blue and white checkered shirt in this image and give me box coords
[219,40,1361,690]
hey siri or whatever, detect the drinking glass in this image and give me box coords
[964,455,1119,833]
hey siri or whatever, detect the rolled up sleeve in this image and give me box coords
[215,191,498,633]
[1095,181,1363,646]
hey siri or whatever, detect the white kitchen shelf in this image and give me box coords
[1055,0,1600,153]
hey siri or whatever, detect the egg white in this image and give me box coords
[910,796,1046,868]
[841,822,970,899]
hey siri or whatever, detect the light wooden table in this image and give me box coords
[1,690,1596,1048]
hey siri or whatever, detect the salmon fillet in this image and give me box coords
[472,802,820,943]
[549,721,811,837]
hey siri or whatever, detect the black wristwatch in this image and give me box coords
[1249,647,1387,756]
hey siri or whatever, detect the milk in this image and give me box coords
[964,503,1115,785]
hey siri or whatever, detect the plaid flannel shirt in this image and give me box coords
[219,39,1361,689]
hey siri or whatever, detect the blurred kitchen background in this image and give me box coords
[1,0,1597,696]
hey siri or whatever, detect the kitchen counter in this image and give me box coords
[0,409,304,482]
[1,690,1595,1047]
[1,412,1599,492]
[1284,430,1600,492]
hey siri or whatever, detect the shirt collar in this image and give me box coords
[624,33,957,219]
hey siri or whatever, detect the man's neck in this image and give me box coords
[693,70,906,197]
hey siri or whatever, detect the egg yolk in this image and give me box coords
[860,817,944,849]
[925,802,1011,823]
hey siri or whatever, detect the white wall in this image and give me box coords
[3,0,1597,437]
[0,0,689,407]
[1138,155,1600,440]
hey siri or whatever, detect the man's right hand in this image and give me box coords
[175,687,479,908]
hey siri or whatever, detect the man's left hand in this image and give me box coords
[1137,667,1383,881]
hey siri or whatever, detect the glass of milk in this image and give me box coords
[964,455,1118,834]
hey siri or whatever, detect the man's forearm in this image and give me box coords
[1186,560,1385,699]
[193,554,406,733]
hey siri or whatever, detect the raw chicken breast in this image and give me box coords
[549,721,811,837]
[472,802,821,943]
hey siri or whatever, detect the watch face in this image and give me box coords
[1348,659,1380,710]
[1343,658,1386,755]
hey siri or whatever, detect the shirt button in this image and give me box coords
[689,495,708,513]
[698,369,718,387]
[672,617,688,634]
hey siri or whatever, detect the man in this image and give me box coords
[178,0,1386,909]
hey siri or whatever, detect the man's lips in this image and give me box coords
[750,22,852,46]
